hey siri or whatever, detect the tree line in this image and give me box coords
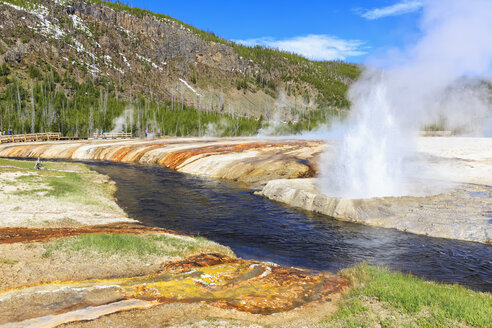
[1,59,347,137]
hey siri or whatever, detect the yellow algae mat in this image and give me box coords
[0,254,347,327]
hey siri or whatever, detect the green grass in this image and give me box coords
[9,168,84,197]
[47,172,82,197]
[0,160,93,198]
[0,158,81,172]
[43,233,234,259]
[16,174,41,182]
[13,188,50,196]
[0,158,36,170]
[1,158,116,209]
[320,264,492,328]
[0,258,19,265]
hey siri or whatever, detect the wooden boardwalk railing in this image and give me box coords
[0,132,61,144]
[0,132,134,144]
[92,132,132,139]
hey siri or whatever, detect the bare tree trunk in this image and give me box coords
[198,110,201,137]
[220,89,224,112]
[89,106,94,136]
[31,81,35,133]
[104,86,108,120]
[16,83,22,132]
[137,105,140,137]
[75,115,79,137]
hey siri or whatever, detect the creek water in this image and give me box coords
[89,162,492,292]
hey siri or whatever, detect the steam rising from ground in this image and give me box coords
[320,0,492,199]
[110,107,133,134]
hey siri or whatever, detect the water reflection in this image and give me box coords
[90,162,492,292]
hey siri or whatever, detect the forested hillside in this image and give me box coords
[0,0,361,136]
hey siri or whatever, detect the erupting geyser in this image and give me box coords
[321,0,492,199]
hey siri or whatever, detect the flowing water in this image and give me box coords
[90,162,492,292]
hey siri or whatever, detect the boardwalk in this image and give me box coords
[0,132,133,144]
[0,133,61,144]
[92,132,133,139]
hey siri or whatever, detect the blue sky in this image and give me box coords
[129,0,424,63]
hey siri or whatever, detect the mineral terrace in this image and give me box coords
[0,137,490,243]
[0,157,347,327]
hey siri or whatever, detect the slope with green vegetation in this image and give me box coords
[321,264,492,328]
[0,0,360,136]
[43,233,234,259]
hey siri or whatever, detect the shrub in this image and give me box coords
[0,63,10,76]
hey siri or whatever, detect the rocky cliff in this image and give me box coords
[0,0,360,126]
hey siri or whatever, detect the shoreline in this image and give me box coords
[0,158,348,327]
[0,137,323,187]
[0,157,490,327]
[258,178,491,244]
[0,137,491,243]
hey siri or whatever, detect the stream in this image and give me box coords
[89,161,492,292]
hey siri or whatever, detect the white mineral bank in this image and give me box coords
[260,137,492,243]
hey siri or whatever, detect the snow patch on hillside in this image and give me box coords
[70,14,92,37]
[179,78,202,97]
[2,2,65,40]
[136,54,163,71]
[120,53,131,67]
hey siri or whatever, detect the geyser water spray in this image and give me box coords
[320,0,492,199]
[321,73,413,198]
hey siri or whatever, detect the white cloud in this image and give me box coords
[358,1,423,20]
[234,34,366,61]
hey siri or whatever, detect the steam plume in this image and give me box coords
[320,0,492,199]
[110,107,133,134]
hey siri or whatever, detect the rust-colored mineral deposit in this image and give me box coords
[0,253,347,326]
[0,223,180,244]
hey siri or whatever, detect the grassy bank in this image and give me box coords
[0,157,236,292]
[43,233,234,259]
[0,157,121,210]
[0,157,133,228]
[320,264,492,328]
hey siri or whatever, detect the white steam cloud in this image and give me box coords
[321,0,492,199]
[110,107,133,134]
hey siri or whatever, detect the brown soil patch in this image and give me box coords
[61,299,343,328]
[0,222,181,244]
